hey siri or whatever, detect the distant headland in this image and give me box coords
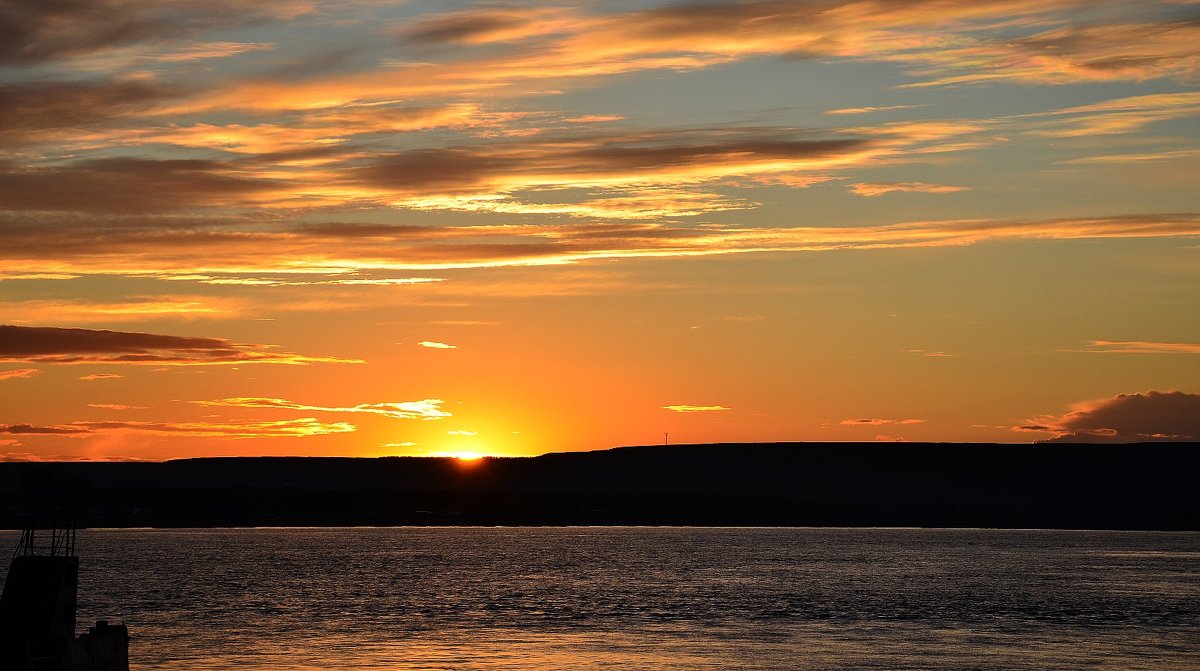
[1,442,1197,530]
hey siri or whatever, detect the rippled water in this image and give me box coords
[2,528,1198,669]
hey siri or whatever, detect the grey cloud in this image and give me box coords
[0,79,173,146]
[404,11,534,45]
[354,130,869,194]
[1037,391,1200,443]
[0,0,308,65]
[0,325,359,365]
[1,424,91,435]
[0,158,278,213]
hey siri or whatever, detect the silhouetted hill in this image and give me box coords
[1,442,1196,529]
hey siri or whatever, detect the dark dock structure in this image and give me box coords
[0,522,128,671]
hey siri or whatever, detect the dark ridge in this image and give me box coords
[0,442,1196,530]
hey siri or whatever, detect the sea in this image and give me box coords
[2,527,1198,670]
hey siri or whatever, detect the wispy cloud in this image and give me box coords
[0,368,40,381]
[849,182,969,197]
[194,397,451,420]
[79,373,122,381]
[663,405,730,413]
[840,418,925,426]
[0,325,361,365]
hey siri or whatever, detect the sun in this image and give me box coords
[430,450,486,461]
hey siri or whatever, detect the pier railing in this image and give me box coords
[13,520,77,558]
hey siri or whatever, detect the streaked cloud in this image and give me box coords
[1027,92,1200,137]
[906,349,957,358]
[1085,340,1200,354]
[0,368,40,381]
[849,182,969,197]
[663,405,730,413]
[1,424,91,435]
[86,404,147,411]
[79,373,123,381]
[900,17,1200,87]
[0,325,361,365]
[194,397,451,420]
[840,418,925,426]
[0,79,173,148]
[826,105,920,115]
[0,158,287,214]
[1058,148,1200,165]
[1,296,243,323]
[446,430,477,436]
[4,212,1195,278]
[152,41,276,63]
[0,0,311,65]
[3,418,355,438]
[1017,390,1200,442]
[386,1,1200,97]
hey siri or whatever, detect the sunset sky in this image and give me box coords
[2,0,1199,460]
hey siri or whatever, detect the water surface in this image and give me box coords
[2,527,1197,669]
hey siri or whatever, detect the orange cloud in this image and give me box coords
[86,404,147,411]
[901,19,1200,87]
[826,105,920,115]
[1,296,244,323]
[157,0,1197,121]
[663,405,730,413]
[194,397,451,420]
[79,373,122,381]
[0,126,906,217]
[841,418,925,426]
[0,325,361,365]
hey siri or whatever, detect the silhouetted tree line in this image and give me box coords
[0,443,1196,530]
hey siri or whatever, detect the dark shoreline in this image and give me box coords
[3,442,1197,531]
